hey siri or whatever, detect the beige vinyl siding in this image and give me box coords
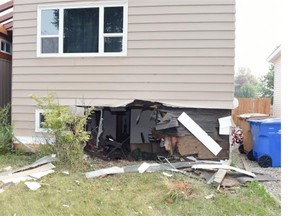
[273,56,281,117]
[12,0,235,138]
[0,59,12,108]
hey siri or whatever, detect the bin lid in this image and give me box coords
[247,118,281,124]
[237,113,269,119]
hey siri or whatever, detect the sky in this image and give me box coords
[235,0,281,77]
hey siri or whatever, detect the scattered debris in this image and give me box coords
[138,162,151,173]
[207,160,231,188]
[205,194,214,200]
[3,166,12,171]
[85,160,223,179]
[25,182,41,191]
[192,164,256,178]
[62,171,69,175]
[1,163,55,184]
[162,172,173,177]
[86,166,125,178]
[0,155,56,192]
[62,204,69,208]
[0,154,57,178]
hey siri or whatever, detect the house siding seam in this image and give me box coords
[12,0,235,138]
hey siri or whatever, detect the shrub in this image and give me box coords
[0,104,13,154]
[32,93,94,170]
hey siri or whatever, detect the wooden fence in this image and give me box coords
[232,98,271,126]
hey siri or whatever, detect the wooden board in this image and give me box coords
[178,112,222,156]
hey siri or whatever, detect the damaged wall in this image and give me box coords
[152,108,231,160]
[11,0,235,144]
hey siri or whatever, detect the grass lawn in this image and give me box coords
[0,153,281,216]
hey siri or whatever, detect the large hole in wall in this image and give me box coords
[84,101,230,161]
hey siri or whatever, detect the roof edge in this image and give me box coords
[267,45,281,63]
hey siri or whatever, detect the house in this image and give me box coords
[12,0,235,160]
[267,46,281,118]
[0,0,13,108]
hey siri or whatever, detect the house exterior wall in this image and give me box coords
[12,0,235,140]
[273,56,281,117]
[0,58,12,108]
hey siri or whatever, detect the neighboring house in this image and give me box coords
[267,46,281,118]
[12,0,236,159]
[0,0,13,108]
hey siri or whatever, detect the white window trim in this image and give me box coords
[0,39,12,55]
[37,1,128,58]
[35,109,48,133]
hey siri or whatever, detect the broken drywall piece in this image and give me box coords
[0,155,57,178]
[25,182,41,191]
[0,163,55,183]
[177,112,222,156]
[86,166,124,178]
[191,164,256,178]
[218,116,235,135]
[138,162,151,173]
[29,169,55,179]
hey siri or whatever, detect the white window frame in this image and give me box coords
[0,39,12,55]
[37,1,128,57]
[35,109,48,133]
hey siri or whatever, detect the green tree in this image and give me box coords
[258,64,274,103]
[234,67,259,98]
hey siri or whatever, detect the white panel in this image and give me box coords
[177,112,222,155]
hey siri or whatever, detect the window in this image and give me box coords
[0,40,12,55]
[38,3,127,57]
[35,109,48,132]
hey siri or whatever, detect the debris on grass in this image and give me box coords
[138,162,151,173]
[162,172,173,177]
[62,171,69,175]
[3,166,12,171]
[0,155,56,192]
[205,194,214,200]
[25,182,41,191]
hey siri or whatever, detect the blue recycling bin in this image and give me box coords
[247,118,281,167]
